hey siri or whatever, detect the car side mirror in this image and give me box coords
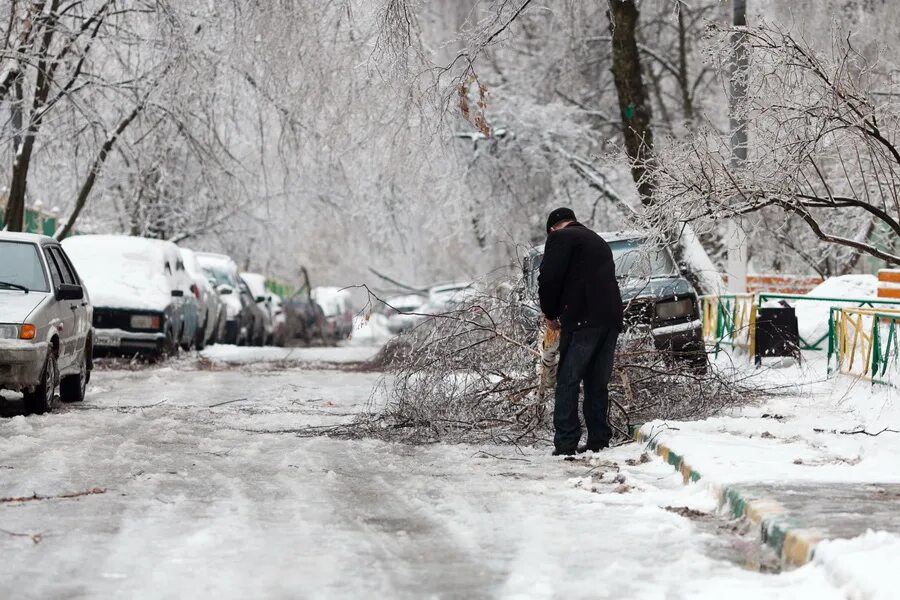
[172,289,185,298]
[217,285,233,295]
[57,284,84,301]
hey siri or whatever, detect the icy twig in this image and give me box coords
[209,397,249,408]
[0,487,107,504]
[0,529,43,544]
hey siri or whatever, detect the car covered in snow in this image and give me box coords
[387,283,475,334]
[0,232,93,413]
[269,293,288,347]
[181,248,224,349]
[523,232,706,367]
[196,252,255,345]
[63,235,197,358]
[240,272,274,345]
[383,293,427,334]
[313,286,354,340]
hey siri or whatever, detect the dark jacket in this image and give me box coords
[538,222,624,332]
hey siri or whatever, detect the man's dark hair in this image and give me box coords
[546,207,577,233]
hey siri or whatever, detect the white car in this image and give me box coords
[312,286,354,339]
[0,232,93,413]
[63,235,197,357]
[196,253,250,345]
[384,293,427,334]
[181,248,223,349]
[240,272,274,345]
[269,293,288,347]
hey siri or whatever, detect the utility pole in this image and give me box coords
[727,0,749,293]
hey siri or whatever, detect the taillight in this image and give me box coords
[191,284,201,300]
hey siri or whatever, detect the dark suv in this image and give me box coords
[523,232,706,367]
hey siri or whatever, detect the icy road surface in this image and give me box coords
[0,347,843,599]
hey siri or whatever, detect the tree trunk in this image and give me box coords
[726,0,749,293]
[607,0,655,205]
[606,0,722,294]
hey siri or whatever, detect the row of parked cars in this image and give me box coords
[0,231,354,414]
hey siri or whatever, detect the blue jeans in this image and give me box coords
[554,326,619,452]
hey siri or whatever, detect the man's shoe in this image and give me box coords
[552,448,576,456]
[577,442,610,454]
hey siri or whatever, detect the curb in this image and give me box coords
[634,425,823,567]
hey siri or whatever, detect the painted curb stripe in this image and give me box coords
[634,426,820,567]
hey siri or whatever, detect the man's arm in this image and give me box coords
[538,233,573,320]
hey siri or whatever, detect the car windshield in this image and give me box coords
[203,265,238,288]
[609,238,678,279]
[0,241,50,292]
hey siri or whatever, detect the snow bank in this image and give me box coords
[814,531,900,600]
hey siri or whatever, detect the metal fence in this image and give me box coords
[757,293,900,351]
[700,293,756,355]
[829,308,900,385]
[0,207,58,236]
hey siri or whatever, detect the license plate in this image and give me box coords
[95,332,121,347]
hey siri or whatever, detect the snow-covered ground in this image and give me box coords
[641,351,900,598]
[0,346,887,598]
[199,343,380,365]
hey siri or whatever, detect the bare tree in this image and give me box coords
[651,24,900,267]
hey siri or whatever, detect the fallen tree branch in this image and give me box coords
[0,487,106,504]
[0,529,43,544]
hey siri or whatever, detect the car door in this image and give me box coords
[52,246,90,364]
[43,246,78,371]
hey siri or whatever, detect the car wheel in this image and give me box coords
[195,316,207,351]
[60,352,89,403]
[164,328,179,358]
[24,351,58,415]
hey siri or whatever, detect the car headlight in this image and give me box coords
[0,324,34,339]
[130,315,161,330]
[655,298,694,321]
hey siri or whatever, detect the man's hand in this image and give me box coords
[545,317,561,332]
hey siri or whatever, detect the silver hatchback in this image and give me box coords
[0,232,93,414]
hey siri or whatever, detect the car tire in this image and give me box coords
[164,328,179,358]
[24,351,58,415]
[60,353,89,403]
[195,315,207,351]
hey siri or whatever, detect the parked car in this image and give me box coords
[195,252,253,346]
[0,232,93,413]
[63,235,197,358]
[284,294,328,344]
[522,232,706,368]
[387,283,475,333]
[384,293,427,334]
[312,287,354,340]
[181,248,223,349]
[269,294,288,347]
[241,272,274,345]
[237,277,267,346]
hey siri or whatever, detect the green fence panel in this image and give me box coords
[763,293,900,351]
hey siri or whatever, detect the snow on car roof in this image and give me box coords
[527,231,650,256]
[0,231,53,243]
[62,234,176,311]
[196,252,237,267]
[63,234,173,260]
[240,272,268,298]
